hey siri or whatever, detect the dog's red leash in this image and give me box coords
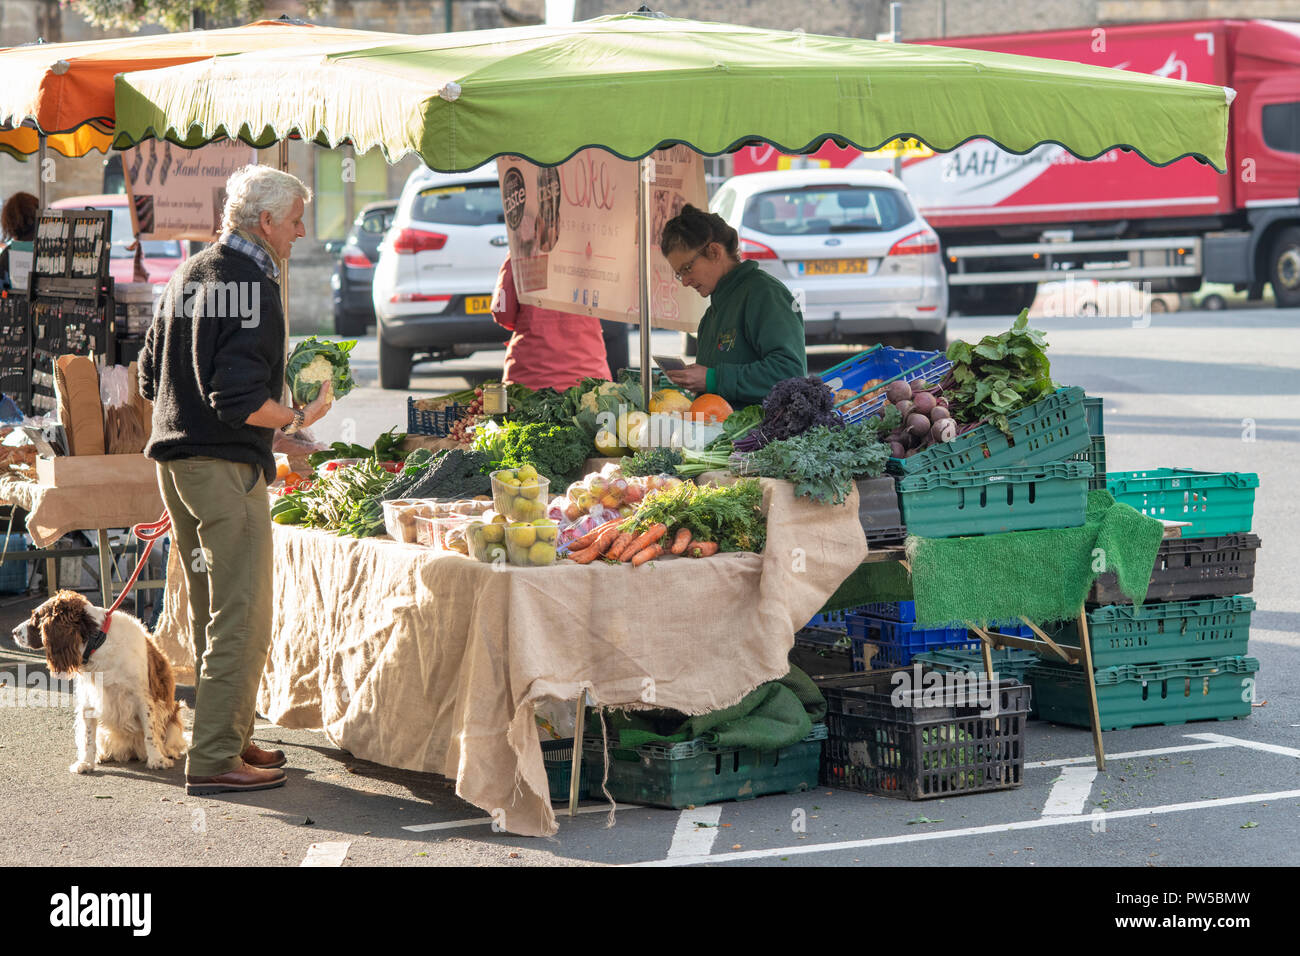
[99,511,173,637]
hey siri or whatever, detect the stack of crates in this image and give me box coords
[892,387,1097,539]
[1029,468,1261,730]
[846,601,978,670]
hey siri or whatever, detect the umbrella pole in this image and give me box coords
[637,158,651,409]
[38,134,47,209]
[278,141,292,402]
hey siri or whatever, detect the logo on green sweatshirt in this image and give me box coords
[717,330,737,352]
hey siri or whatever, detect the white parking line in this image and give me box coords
[301,841,350,866]
[666,807,724,858]
[628,788,1300,867]
[1028,741,1233,768]
[1185,733,1300,759]
[1041,767,1098,816]
[402,803,637,833]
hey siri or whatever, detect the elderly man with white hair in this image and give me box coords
[139,164,334,795]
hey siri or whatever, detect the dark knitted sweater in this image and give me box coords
[139,244,285,481]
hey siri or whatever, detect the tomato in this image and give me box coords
[380,460,403,473]
[283,471,303,487]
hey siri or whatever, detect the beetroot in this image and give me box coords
[930,406,951,422]
[888,440,906,458]
[932,418,958,443]
[886,380,912,404]
[912,391,937,416]
[907,413,931,437]
[895,399,916,422]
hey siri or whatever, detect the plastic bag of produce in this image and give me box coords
[286,336,357,405]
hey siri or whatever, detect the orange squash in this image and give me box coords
[689,393,733,423]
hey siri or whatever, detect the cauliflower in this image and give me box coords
[285,336,357,404]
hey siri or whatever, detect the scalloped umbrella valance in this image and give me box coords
[112,13,1232,173]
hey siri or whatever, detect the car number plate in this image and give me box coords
[465,295,492,314]
[798,258,873,276]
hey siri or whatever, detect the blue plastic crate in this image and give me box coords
[863,601,918,622]
[805,607,853,631]
[407,396,469,437]
[847,613,979,670]
[0,533,29,594]
[821,346,952,424]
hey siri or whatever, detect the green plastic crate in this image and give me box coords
[891,387,1091,477]
[542,738,590,803]
[1029,656,1259,730]
[1084,396,1104,437]
[581,724,826,810]
[1106,468,1258,538]
[1068,435,1106,490]
[899,461,1093,538]
[1048,596,1255,668]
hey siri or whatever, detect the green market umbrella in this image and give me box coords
[112,11,1232,405]
[112,13,1231,172]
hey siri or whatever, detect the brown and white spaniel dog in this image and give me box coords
[11,590,187,774]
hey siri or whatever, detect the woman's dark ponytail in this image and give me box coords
[660,204,739,261]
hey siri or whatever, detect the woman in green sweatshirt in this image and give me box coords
[660,205,807,407]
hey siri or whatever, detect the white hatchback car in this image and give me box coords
[708,169,948,350]
[371,163,511,389]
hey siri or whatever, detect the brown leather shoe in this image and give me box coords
[241,742,287,769]
[186,761,286,796]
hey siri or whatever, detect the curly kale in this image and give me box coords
[733,375,843,452]
[500,422,591,488]
[739,422,890,505]
[620,447,684,477]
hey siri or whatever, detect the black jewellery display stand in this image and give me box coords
[0,207,164,608]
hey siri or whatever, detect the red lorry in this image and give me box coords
[733,19,1300,313]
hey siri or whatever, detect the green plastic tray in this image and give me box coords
[891,387,1091,477]
[1106,468,1258,538]
[1068,435,1106,490]
[1029,656,1258,730]
[1049,596,1255,668]
[542,738,590,803]
[899,461,1093,538]
[581,725,826,810]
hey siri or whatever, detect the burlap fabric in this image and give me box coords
[155,478,867,836]
[0,474,164,547]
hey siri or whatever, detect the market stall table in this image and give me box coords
[0,469,166,604]
[154,478,868,837]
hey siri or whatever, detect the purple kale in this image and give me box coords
[736,376,844,450]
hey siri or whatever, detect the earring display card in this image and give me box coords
[0,294,31,413]
[34,210,111,282]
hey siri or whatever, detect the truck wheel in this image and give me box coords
[377,323,412,390]
[333,306,369,337]
[1269,226,1300,308]
[1201,294,1226,311]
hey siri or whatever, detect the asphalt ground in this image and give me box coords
[1,305,1295,873]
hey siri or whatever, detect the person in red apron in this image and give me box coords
[490,256,611,391]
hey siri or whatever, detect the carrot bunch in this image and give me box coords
[564,518,718,567]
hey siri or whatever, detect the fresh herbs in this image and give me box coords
[620,446,684,477]
[626,479,766,553]
[736,422,891,505]
[506,384,569,426]
[942,309,1056,434]
[732,375,843,452]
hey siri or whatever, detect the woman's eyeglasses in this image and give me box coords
[673,244,711,282]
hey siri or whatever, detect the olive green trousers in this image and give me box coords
[157,457,273,777]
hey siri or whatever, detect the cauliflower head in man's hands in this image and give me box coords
[286,337,356,405]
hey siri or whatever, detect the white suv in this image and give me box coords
[371,163,510,389]
[708,169,948,350]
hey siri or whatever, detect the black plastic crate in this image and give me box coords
[791,628,856,675]
[856,476,905,544]
[816,670,1030,800]
[1089,533,1260,605]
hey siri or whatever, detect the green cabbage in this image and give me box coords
[286,337,357,404]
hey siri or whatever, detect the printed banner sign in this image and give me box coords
[123,139,257,241]
[497,147,708,332]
